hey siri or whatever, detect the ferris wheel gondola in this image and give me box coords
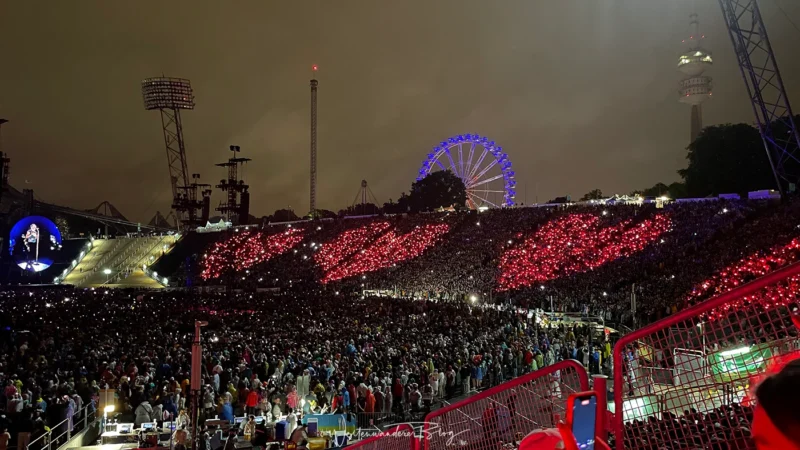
[417,134,516,209]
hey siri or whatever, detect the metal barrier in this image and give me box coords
[421,359,589,450]
[25,402,96,450]
[345,423,417,450]
[611,261,800,450]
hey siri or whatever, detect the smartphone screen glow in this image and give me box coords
[572,396,596,450]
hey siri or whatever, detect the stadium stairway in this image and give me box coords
[61,234,178,288]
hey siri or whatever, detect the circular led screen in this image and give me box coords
[9,216,63,272]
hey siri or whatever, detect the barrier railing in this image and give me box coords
[611,261,800,450]
[422,359,589,450]
[25,402,96,450]
[345,423,417,450]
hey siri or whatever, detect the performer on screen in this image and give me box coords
[22,223,40,262]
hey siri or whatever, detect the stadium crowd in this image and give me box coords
[0,288,600,449]
[191,199,800,328]
[3,198,800,449]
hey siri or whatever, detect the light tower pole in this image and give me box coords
[310,65,319,217]
[677,13,713,145]
[190,320,208,450]
[142,77,196,229]
[0,119,9,205]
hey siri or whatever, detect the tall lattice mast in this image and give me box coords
[718,0,800,196]
[142,77,196,229]
[215,145,251,224]
[310,65,319,217]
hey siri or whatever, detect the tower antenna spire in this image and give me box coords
[310,65,319,217]
[677,14,713,144]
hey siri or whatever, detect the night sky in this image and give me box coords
[1,1,799,222]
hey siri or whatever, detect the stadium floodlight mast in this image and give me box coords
[141,77,196,228]
[716,0,800,197]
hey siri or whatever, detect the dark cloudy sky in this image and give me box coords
[1,1,799,221]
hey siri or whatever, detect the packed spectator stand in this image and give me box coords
[4,198,800,449]
[185,198,800,328]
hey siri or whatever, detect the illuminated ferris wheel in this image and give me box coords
[417,133,516,208]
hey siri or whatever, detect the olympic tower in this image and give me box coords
[678,13,713,144]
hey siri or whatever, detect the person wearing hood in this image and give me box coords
[134,399,154,428]
[162,394,178,420]
[270,397,282,421]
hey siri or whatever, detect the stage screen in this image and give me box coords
[9,216,63,272]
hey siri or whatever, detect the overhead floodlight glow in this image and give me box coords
[103,268,111,275]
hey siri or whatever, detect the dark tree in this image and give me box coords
[316,209,337,219]
[547,195,572,204]
[271,209,298,222]
[678,123,775,196]
[55,216,70,238]
[408,171,467,212]
[383,195,410,214]
[667,182,687,199]
[579,189,604,201]
[641,183,669,197]
[338,203,381,216]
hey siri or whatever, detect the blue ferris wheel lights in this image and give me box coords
[417,133,515,208]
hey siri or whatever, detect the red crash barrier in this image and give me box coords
[611,261,800,449]
[422,359,589,450]
[344,423,417,450]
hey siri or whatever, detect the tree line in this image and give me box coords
[263,115,799,222]
[577,115,799,202]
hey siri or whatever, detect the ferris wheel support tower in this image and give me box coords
[717,0,800,196]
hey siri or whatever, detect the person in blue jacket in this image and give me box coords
[219,394,234,423]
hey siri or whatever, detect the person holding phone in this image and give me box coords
[519,391,605,450]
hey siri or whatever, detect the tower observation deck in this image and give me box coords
[678,13,713,144]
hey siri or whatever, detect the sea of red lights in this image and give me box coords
[314,222,390,272]
[497,213,671,291]
[322,224,451,283]
[200,228,304,280]
[687,237,800,321]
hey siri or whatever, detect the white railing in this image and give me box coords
[24,402,97,450]
[106,236,172,284]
